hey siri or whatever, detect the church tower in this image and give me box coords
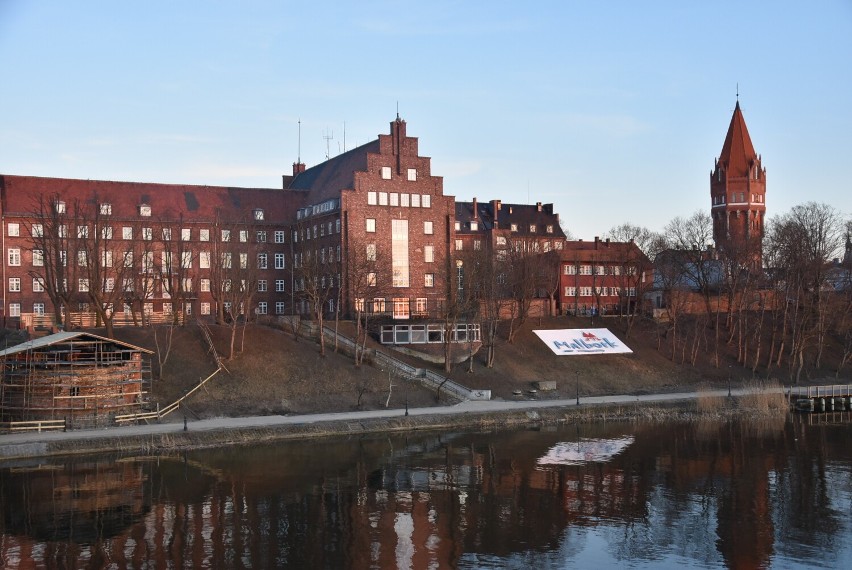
[710,100,766,266]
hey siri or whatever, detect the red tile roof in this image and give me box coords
[0,174,293,223]
[718,101,758,178]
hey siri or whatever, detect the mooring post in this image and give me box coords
[575,370,580,406]
[183,416,188,431]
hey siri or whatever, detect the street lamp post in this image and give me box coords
[575,370,580,406]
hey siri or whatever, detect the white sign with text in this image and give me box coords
[533,328,633,356]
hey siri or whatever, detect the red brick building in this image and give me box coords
[711,100,766,265]
[560,237,651,316]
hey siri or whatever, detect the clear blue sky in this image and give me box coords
[1,1,850,239]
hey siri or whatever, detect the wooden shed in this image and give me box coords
[0,332,153,426]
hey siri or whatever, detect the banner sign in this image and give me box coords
[533,328,632,356]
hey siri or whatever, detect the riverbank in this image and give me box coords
[0,387,787,462]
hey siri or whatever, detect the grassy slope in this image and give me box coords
[53,312,852,419]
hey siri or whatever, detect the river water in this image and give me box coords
[1,413,851,569]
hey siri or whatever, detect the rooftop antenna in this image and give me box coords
[396,101,399,120]
[297,119,301,164]
[343,121,346,152]
[736,83,739,102]
[323,128,334,160]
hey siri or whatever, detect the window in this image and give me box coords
[101,226,113,239]
[239,230,248,243]
[474,240,482,251]
[566,286,576,297]
[199,251,211,269]
[421,195,431,208]
[162,227,172,241]
[381,166,391,179]
[407,168,417,181]
[411,194,420,208]
[276,301,286,314]
[425,273,434,287]
[275,253,285,269]
[221,253,232,269]
[221,229,230,242]
[496,236,506,247]
[33,303,45,315]
[7,223,19,237]
[179,228,190,241]
[239,253,248,269]
[510,224,518,232]
[33,249,44,267]
[256,231,267,243]
[529,224,537,233]
[379,192,388,206]
[253,208,265,221]
[424,221,433,235]
[77,225,89,238]
[424,245,434,263]
[393,298,410,320]
[367,272,377,287]
[390,193,399,207]
[33,278,44,292]
[257,302,267,315]
[454,221,461,231]
[401,193,410,207]
[470,221,478,231]
[78,278,89,292]
[258,280,267,292]
[455,239,463,251]
[275,279,285,292]
[101,251,113,267]
[565,265,576,275]
[58,225,67,238]
[200,279,211,292]
[9,303,20,317]
[274,230,285,243]
[201,302,211,315]
[200,229,210,241]
[336,219,340,233]
[366,244,377,261]
[546,225,554,234]
[257,253,267,269]
[31,224,43,238]
[123,227,133,240]
[366,219,376,233]
[368,191,377,205]
[142,227,153,240]
[54,201,66,214]
[9,278,20,292]
[8,248,20,266]
[181,278,192,292]
[139,205,151,217]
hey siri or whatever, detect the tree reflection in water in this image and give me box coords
[1,415,851,569]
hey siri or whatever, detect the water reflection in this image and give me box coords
[2,415,851,569]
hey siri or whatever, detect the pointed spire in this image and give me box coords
[718,100,757,178]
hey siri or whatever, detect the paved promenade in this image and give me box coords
[0,387,756,449]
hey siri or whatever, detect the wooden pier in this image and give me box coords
[789,384,852,413]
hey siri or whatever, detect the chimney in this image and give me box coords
[293,162,306,176]
[509,206,513,214]
[605,238,610,247]
[594,236,599,249]
[472,197,478,220]
[536,202,542,212]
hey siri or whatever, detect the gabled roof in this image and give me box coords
[0,331,152,357]
[454,201,564,238]
[718,101,758,178]
[287,140,379,202]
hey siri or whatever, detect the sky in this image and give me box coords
[1,1,850,240]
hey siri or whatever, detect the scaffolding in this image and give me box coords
[0,332,153,426]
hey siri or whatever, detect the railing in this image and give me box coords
[789,384,852,399]
[114,367,223,425]
[2,419,66,433]
[321,325,491,402]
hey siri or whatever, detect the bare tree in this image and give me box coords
[344,235,390,366]
[27,194,76,328]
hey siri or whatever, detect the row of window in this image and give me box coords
[379,166,418,181]
[10,223,289,244]
[564,286,636,297]
[367,191,432,208]
[455,221,555,234]
[7,299,288,318]
[7,248,288,270]
[9,276,292,294]
[712,193,765,206]
[564,265,637,276]
[49,201,266,221]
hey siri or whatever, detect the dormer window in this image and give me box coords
[546,225,553,234]
[381,166,391,180]
[139,204,152,217]
[55,201,66,214]
[529,225,537,233]
[100,203,112,215]
[454,222,461,231]
[470,221,478,231]
[511,224,518,232]
[253,208,265,221]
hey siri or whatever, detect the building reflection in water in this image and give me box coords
[1,415,851,568]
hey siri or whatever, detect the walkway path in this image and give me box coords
[1,387,763,449]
